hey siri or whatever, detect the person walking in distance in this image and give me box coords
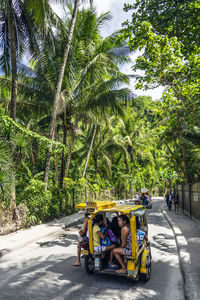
[174,192,179,214]
[135,193,139,204]
[168,190,173,210]
[165,190,169,207]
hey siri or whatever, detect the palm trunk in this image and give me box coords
[82,124,97,178]
[43,0,80,188]
[43,144,53,186]
[54,130,58,183]
[7,7,18,213]
[10,171,16,217]
[64,126,76,179]
[54,145,58,183]
[8,9,18,122]
[93,148,98,175]
[7,8,18,214]
[125,158,129,174]
[59,115,68,188]
[129,147,136,172]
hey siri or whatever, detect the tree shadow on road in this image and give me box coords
[147,207,178,255]
[0,245,182,300]
[150,233,177,255]
[37,232,78,248]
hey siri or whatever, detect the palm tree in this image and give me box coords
[5,7,130,188]
[0,0,64,212]
[72,115,127,180]
[39,7,130,187]
[1,0,29,121]
[0,0,62,122]
[43,0,97,187]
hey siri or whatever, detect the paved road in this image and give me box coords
[0,199,184,300]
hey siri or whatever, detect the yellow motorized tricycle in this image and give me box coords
[75,201,151,282]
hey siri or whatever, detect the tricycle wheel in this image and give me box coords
[140,254,151,282]
[85,255,94,275]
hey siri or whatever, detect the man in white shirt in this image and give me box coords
[135,193,139,204]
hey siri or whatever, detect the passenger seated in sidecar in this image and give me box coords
[107,214,145,273]
[110,216,121,239]
[92,214,115,253]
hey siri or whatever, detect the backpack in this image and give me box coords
[100,227,111,246]
[137,230,145,243]
[107,229,117,243]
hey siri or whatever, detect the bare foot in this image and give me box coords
[116,268,126,274]
[72,262,81,266]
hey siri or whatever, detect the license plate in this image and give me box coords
[81,250,89,255]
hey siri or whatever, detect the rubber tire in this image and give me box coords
[140,254,151,282]
[85,255,94,275]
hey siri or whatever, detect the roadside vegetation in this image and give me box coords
[0,0,199,231]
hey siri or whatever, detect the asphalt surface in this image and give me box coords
[162,204,200,300]
[0,199,184,300]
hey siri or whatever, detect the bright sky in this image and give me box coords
[52,1,164,100]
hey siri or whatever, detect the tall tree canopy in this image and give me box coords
[121,0,200,183]
[1,1,199,230]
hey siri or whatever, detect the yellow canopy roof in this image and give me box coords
[75,201,145,214]
[75,201,116,211]
[93,204,145,214]
[75,203,86,210]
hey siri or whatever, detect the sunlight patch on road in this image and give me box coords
[53,283,84,299]
[147,212,162,217]
[152,247,179,266]
[187,237,200,244]
[86,287,158,300]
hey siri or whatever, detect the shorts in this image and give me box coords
[122,247,132,256]
[93,246,106,252]
[79,235,89,242]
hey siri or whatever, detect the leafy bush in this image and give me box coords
[50,185,70,217]
[20,179,52,224]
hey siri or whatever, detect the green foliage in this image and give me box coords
[121,0,200,184]
[0,110,66,151]
[0,114,13,202]
[3,1,199,232]
[19,179,51,223]
[123,0,200,58]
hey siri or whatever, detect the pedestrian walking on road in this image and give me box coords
[174,192,179,214]
[135,193,139,204]
[168,191,173,210]
[165,190,169,207]
[141,193,148,206]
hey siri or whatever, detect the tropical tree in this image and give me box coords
[43,0,94,187]
[1,1,187,228]
[0,0,64,213]
[121,0,200,183]
[31,7,130,187]
[0,0,32,121]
